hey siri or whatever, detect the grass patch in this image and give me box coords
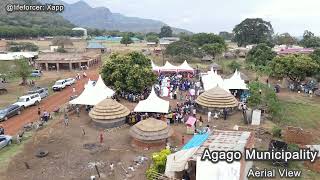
[278,100,320,129]
[0,131,33,170]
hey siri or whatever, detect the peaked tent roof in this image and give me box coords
[134,87,169,113]
[201,70,228,91]
[151,60,160,72]
[159,61,178,72]
[178,60,194,72]
[223,70,248,90]
[69,75,115,105]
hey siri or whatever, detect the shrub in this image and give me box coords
[272,126,282,138]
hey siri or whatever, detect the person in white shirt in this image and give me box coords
[207,111,211,122]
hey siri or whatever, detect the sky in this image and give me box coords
[63,0,320,36]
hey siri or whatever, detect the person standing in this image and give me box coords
[207,111,211,123]
[0,124,4,135]
[37,107,41,119]
[64,113,69,126]
[223,108,228,120]
[72,86,76,95]
[76,106,80,117]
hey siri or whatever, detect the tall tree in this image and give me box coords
[120,35,133,46]
[269,55,319,83]
[14,58,32,85]
[201,43,226,59]
[159,26,173,38]
[51,36,73,48]
[246,43,276,67]
[273,33,297,46]
[219,31,234,41]
[299,30,320,48]
[146,35,159,43]
[101,52,156,93]
[233,18,274,47]
[190,33,225,47]
[165,40,199,61]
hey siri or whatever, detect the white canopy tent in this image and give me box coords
[134,87,169,113]
[151,60,160,72]
[201,69,228,91]
[223,70,248,90]
[159,61,178,73]
[69,75,115,105]
[177,60,194,73]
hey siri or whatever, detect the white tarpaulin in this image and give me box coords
[165,147,198,178]
[134,87,169,113]
[251,109,261,125]
[178,60,194,72]
[0,52,38,61]
[69,75,115,105]
[196,157,241,180]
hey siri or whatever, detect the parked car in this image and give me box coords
[52,79,67,91]
[14,93,41,109]
[0,135,12,149]
[0,104,21,121]
[27,87,49,99]
[30,70,42,77]
[65,78,76,86]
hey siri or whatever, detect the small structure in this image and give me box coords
[195,86,238,112]
[89,98,130,128]
[130,118,172,147]
[165,130,255,180]
[209,63,222,73]
[202,55,213,61]
[35,52,101,71]
[146,42,157,47]
[282,126,313,145]
[86,41,106,53]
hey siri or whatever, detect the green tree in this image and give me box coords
[101,52,156,93]
[51,36,73,48]
[219,31,234,41]
[120,35,133,46]
[190,33,225,47]
[273,33,297,46]
[233,18,274,47]
[14,58,32,85]
[228,60,242,72]
[248,81,281,120]
[310,48,320,65]
[269,55,319,83]
[159,26,173,38]
[202,43,226,59]
[246,43,276,68]
[146,35,159,43]
[300,30,320,48]
[165,40,199,61]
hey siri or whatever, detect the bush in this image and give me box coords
[56,47,67,53]
[146,166,158,180]
[272,126,282,138]
[228,60,241,72]
[288,144,300,152]
[145,148,171,179]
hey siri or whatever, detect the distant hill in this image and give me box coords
[0,0,74,29]
[43,0,192,34]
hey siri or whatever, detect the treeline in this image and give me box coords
[0,26,84,39]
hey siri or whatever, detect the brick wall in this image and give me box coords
[283,126,313,145]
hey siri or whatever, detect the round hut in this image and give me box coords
[195,86,238,113]
[210,63,222,73]
[89,98,130,128]
[130,118,172,147]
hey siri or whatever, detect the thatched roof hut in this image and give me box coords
[196,86,238,110]
[89,98,130,128]
[130,118,172,147]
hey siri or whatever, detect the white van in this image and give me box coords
[14,93,41,109]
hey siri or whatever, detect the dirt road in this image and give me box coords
[1,70,98,135]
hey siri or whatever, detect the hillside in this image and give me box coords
[43,0,191,34]
[0,0,74,29]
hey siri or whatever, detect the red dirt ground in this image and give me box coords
[1,70,98,136]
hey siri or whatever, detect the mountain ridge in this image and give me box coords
[43,0,192,34]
